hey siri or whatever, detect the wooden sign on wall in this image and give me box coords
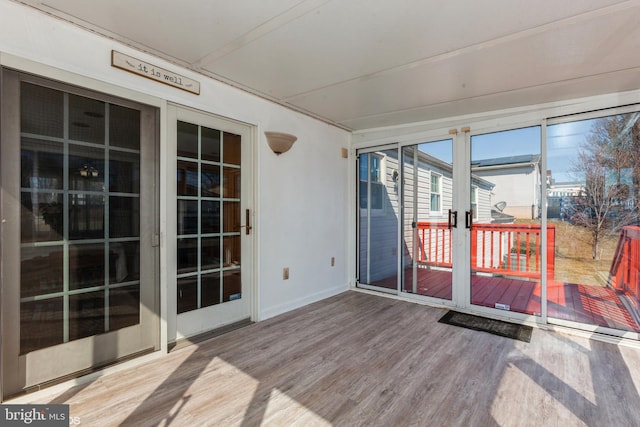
[111,50,200,95]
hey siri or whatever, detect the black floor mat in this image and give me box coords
[438,310,532,342]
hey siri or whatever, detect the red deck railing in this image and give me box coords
[609,226,640,310]
[416,222,452,267]
[416,222,555,280]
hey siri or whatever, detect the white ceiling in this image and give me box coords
[16,0,640,131]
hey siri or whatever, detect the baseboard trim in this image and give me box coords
[259,284,348,321]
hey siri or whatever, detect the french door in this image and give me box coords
[1,71,159,398]
[169,105,253,341]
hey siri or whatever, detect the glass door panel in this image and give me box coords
[547,113,640,332]
[402,140,454,300]
[2,72,158,398]
[176,122,243,312]
[357,149,399,291]
[469,127,543,316]
[172,106,252,340]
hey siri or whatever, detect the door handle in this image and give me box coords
[240,209,252,235]
[465,210,473,229]
[448,209,457,229]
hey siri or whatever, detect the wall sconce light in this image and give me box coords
[265,131,297,155]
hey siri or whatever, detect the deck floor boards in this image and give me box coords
[16,291,640,426]
[369,267,640,332]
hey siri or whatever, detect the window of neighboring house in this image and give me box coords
[471,185,478,220]
[430,172,442,214]
[359,153,384,210]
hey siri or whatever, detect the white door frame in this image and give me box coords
[166,104,255,343]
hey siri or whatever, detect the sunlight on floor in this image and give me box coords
[621,348,640,396]
[491,362,587,426]
[490,333,600,426]
[180,357,260,424]
[262,389,331,426]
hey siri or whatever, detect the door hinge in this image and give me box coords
[152,233,161,247]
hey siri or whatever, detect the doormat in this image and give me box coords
[438,311,532,343]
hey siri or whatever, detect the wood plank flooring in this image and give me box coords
[18,291,640,426]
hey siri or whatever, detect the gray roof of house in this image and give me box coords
[417,149,495,189]
[472,154,540,168]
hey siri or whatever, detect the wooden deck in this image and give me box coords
[370,267,640,332]
[12,291,640,426]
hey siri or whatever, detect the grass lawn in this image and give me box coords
[518,219,620,286]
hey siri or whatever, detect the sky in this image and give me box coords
[418,120,595,183]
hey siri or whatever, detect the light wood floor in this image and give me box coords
[25,291,640,426]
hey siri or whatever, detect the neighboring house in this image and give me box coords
[547,181,584,197]
[359,149,494,283]
[472,154,542,219]
[546,179,585,219]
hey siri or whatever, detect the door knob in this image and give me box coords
[240,209,252,235]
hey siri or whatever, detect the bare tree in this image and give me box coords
[568,114,640,260]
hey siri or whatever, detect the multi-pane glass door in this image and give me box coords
[1,71,158,398]
[176,121,242,313]
[171,106,252,340]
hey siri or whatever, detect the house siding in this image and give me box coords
[360,148,494,285]
[474,164,541,219]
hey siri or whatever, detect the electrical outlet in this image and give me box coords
[283,267,289,280]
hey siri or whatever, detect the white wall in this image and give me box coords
[0,1,350,334]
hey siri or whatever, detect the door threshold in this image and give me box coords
[169,318,254,352]
[4,347,156,402]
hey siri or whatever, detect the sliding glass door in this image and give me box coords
[401,140,454,300]
[356,109,640,338]
[357,140,457,303]
[356,130,548,318]
[357,148,399,292]
[547,110,640,333]
[469,127,544,317]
